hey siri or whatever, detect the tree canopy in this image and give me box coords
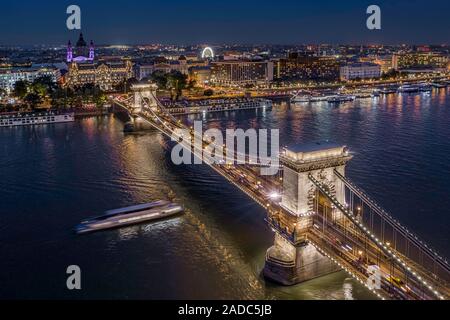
[13,80,29,99]
[24,92,42,110]
[149,70,189,100]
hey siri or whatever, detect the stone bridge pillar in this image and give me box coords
[264,142,353,285]
[280,142,352,216]
[131,83,158,114]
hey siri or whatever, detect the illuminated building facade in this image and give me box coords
[66,33,132,91]
[373,55,393,73]
[133,56,207,80]
[67,59,133,91]
[188,66,212,85]
[210,60,274,86]
[392,52,449,70]
[0,67,61,93]
[340,63,381,81]
[275,53,340,81]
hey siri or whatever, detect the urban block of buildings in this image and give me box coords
[133,55,205,80]
[0,65,61,93]
[1,40,450,96]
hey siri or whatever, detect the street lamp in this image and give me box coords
[269,192,281,199]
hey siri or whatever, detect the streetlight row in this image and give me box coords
[308,174,445,300]
[309,241,386,300]
[334,169,449,267]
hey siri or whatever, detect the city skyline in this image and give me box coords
[1,0,449,46]
[1,0,450,304]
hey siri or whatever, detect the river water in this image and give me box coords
[1,89,449,299]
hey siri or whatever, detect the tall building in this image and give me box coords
[210,60,274,86]
[65,33,133,91]
[340,63,381,81]
[275,53,340,81]
[392,52,449,70]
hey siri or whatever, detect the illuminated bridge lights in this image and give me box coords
[309,174,446,300]
[334,170,449,266]
[310,242,385,300]
[116,95,448,301]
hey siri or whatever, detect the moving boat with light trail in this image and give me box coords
[76,201,184,234]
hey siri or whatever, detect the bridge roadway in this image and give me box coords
[311,208,441,300]
[113,95,449,300]
[309,174,450,300]
[334,169,450,275]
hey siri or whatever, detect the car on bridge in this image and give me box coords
[385,275,411,294]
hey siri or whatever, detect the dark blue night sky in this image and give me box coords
[1,0,449,45]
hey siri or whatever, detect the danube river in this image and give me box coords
[1,89,450,299]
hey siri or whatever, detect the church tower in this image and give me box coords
[75,33,88,58]
[67,40,73,63]
[89,40,95,61]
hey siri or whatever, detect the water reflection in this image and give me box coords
[343,279,355,300]
[1,90,449,299]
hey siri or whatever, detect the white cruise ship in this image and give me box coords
[0,111,75,127]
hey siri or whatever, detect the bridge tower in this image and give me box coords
[264,142,353,285]
[131,83,159,114]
